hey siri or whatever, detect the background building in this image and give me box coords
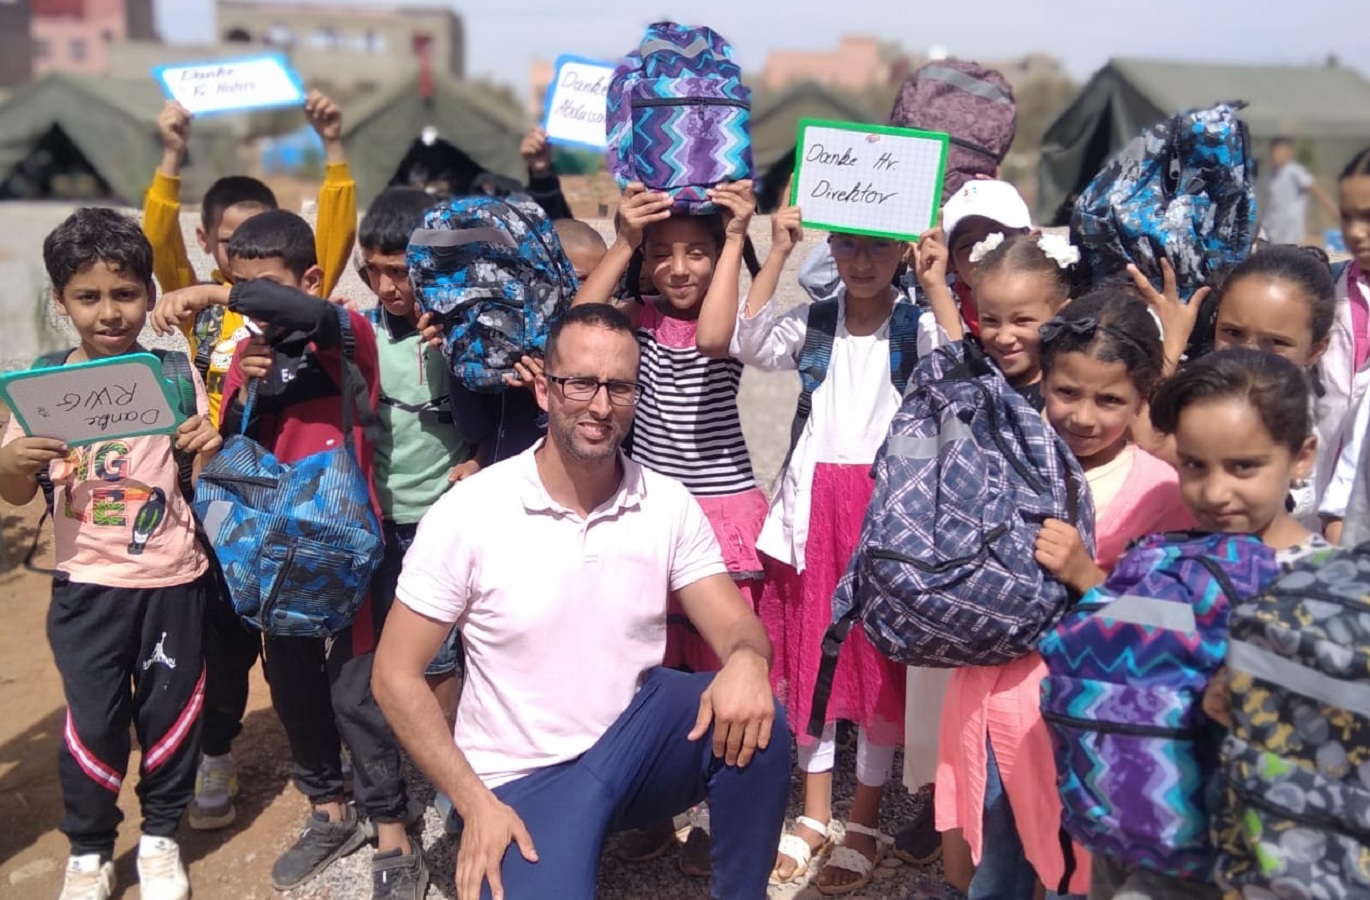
[30,0,156,77]
[0,0,34,88]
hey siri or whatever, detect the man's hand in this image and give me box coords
[503,354,544,392]
[0,437,67,478]
[1128,259,1207,375]
[152,284,228,336]
[448,459,481,484]
[617,182,673,250]
[417,312,445,352]
[157,101,191,171]
[688,649,774,767]
[708,180,755,241]
[520,127,554,176]
[174,415,222,456]
[769,205,803,257]
[456,795,538,900]
[1035,519,1105,595]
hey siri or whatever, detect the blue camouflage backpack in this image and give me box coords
[1039,531,1279,880]
[408,192,579,392]
[605,21,753,214]
[193,307,384,638]
[1072,103,1256,302]
[809,339,1093,735]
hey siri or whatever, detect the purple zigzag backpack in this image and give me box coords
[1039,531,1279,880]
[604,22,753,214]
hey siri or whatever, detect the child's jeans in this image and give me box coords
[968,738,1083,900]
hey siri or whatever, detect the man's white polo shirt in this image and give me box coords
[395,442,728,788]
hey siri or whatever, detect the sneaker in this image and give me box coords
[372,848,429,900]
[271,806,367,890]
[137,836,190,900]
[188,753,238,830]
[58,854,115,900]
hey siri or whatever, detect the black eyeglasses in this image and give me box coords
[545,374,644,407]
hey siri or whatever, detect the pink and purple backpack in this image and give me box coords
[1038,531,1279,880]
[604,22,753,214]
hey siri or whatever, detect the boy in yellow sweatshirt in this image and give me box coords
[144,91,357,427]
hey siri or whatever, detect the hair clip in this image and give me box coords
[1036,233,1081,269]
[968,232,1004,264]
[1039,316,1099,344]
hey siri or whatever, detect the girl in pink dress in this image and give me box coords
[938,284,1195,898]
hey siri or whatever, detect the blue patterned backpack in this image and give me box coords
[1039,531,1279,880]
[605,21,753,214]
[1072,103,1256,302]
[408,192,579,392]
[193,308,384,638]
[809,339,1093,734]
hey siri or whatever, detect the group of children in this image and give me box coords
[4,74,1370,900]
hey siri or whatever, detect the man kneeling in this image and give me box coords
[373,304,789,900]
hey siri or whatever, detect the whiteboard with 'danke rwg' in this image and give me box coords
[789,119,950,241]
[0,353,186,447]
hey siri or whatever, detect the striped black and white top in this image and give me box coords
[627,305,756,497]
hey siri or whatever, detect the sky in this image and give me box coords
[154,0,1369,93]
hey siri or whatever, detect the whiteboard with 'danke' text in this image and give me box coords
[542,55,617,151]
[153,53,306,116]
[789,119,950,241]
[0,354,187,447]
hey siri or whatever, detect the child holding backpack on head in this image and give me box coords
[1044,348,1329,900]
[0,209,221,900]
[731,207,943,894]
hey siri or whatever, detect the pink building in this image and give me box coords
[31,0,156,76]
[761,36,899,93]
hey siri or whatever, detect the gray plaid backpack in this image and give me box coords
[809,339,1093,734]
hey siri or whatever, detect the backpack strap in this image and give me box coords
[190,305,225,381]
[788,299,840,460]
[888,302,922,396]
[26,350,72,564]
[149,348,199,505]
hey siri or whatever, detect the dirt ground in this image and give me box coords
[0,490,312,900]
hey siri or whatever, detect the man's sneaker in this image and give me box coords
[137,836,190,900]
[372,848,429,900]
[271,806,366,890]
[188,753,238,830]
[58,854,114,900]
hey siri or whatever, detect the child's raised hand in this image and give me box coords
[708,180,756,240]
[448,459,481,483]
[1035,518,1105,595]
[304,90,344,144]
[520,127,553,175]
[174,415,222,457]
[915,227,950,289]
[1128,259,1209,372]
[157,101,192,157]
[0,437,67,478]
[503,354,544,392]
[618,182,673,250]
[417,312,445,351]
[769,205,803,255]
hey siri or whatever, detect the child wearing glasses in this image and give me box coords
[726,207,944,894]
[570,180,769,875]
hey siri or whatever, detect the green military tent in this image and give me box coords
[342,74,526,206]
[0,71,236,205]
[749,81,879,212]
[1037,58,1370,225]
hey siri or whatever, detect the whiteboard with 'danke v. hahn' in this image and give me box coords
[790,119,950,241]
[0,354,187,447]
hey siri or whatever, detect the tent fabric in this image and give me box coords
[748,81,879,211]
[1037,58,1370,225]
[342,74,526,206]
[0,71,236,204]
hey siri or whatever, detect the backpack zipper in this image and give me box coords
[867,524,1009,573]
[632,96,748,110]
[1231,783,1370,844]
[1041,709,1202,740]
[203,472,279,490]
[262,544,297,625]
[1196,556,1245,604]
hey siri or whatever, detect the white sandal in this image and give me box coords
[769,815,835,885]
[816,822,892,896]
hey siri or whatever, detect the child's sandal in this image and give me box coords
[769,815,835,885]
[815,822,891,896]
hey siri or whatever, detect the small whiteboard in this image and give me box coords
[0,354,186,446]
[541,54,616,151]
[789,119,949,241]
[153,54,306,117]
